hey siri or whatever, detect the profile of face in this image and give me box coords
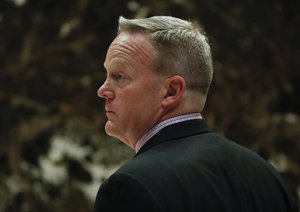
[97,32,168,149]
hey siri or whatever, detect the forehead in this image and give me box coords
[104,32,155,69]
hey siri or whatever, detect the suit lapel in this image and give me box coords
[135,119,211,156]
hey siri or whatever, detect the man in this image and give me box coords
[94,16,298,212]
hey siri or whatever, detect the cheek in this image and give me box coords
[116,81,162,117]
[117,92,147,118]
[116,92,140,116]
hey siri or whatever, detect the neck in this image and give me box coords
[124,103,201,150]
[159,102,201,123]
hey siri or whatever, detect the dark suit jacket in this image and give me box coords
[94,119,298,212]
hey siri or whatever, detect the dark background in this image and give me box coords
[0,0,299,211]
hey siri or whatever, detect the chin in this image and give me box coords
[104,121,131,144]
[105,122,120,138]
[105,121,114,134]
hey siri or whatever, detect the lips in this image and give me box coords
[105,104,115,118]
[105,108,115,118]
[105,106,113,112]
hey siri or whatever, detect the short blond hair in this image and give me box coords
[118,16,213,99]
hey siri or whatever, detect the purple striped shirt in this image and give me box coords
[135,113,202,153]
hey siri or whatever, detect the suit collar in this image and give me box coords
[135,119,211,156]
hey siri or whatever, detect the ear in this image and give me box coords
[162,75,186,107]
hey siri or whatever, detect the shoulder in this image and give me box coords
[94,172,163,212]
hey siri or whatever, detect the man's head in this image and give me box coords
[118,16,213,109]
[98,16,213,149]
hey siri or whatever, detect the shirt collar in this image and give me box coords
[134,113,202,153]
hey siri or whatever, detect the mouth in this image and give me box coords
[105,109,115,118]
[105,106,112,112]
[105,105,115,117]
[105,108,113,112]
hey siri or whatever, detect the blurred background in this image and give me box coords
[0,0,299,211]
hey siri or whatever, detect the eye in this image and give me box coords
[117,73,125,80]
[111,72,126,81]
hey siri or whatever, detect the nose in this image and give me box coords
[97,81,114,100]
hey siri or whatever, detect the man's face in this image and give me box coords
[97,32,166,149]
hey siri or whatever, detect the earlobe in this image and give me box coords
[162,76,186,107]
